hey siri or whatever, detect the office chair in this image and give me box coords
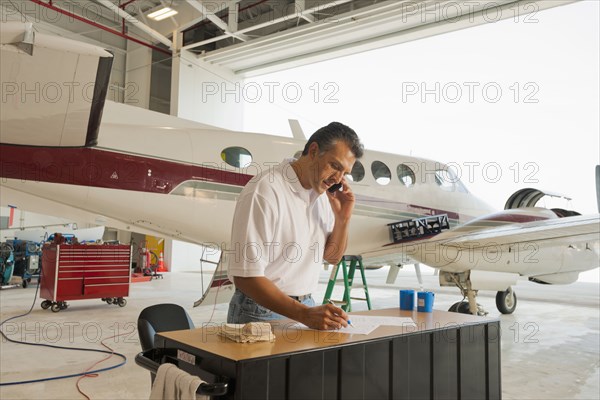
[136,304,228,397]
[138,303,195,351]
[137,303,196,386]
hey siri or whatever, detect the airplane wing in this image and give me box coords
[1,22,113,147]
[361,214,600,266]
[441,214,600,249]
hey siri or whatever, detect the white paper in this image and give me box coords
[349,315,417,327]
[287,322,377,335]
[288,315,416,335]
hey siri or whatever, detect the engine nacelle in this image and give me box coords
[439,270,519,291]
[505,188,581,217]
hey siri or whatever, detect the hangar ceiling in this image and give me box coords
[2,0,578,77]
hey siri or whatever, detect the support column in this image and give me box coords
[163,238,173,272]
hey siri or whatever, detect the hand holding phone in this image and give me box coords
[326,178,354,220]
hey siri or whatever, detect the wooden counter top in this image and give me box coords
[157,308,498,362]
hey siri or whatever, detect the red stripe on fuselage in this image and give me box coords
[0,144,253,193]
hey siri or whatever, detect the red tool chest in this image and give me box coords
[39,244,132,312]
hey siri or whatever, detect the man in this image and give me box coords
[227,122,364,330]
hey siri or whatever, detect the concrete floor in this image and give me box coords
[0,267,598,400]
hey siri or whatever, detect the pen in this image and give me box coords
[327,300,355,328]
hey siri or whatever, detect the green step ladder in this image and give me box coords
[322,255,372,312]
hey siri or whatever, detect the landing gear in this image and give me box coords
[440,271,519,315]
[448,299,485,315]
[496,288,517,314]
[440,271,488,316]
[448,301,471,314]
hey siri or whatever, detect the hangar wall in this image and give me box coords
[170,47,244,130]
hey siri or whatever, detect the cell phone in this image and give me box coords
[328,182,343,193]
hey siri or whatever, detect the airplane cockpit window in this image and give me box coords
[434,169,454,191]
[221,147,252,168]
[397,164,415,187]
[346,161,365,182]
[371,161,391,185]
[434,168,468,193]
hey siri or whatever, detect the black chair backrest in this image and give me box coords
[138,303,195,351]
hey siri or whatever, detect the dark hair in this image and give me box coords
[301,122,364,159]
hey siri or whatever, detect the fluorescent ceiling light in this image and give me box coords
[148,7,178,21]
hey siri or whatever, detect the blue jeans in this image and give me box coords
[227,289,315,323]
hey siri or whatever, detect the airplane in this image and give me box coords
[1,21,599,315]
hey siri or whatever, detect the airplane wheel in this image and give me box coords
[448,301,473,314]
[496,289,517,314]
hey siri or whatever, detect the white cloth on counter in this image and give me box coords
[218,322,276,343]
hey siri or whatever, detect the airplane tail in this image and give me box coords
[1,22,113,147]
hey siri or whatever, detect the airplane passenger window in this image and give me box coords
[346,161,365,182]
[397,164,415,187]
[221,147,252,168]
[371,161,391,185]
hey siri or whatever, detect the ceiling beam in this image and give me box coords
[185,0,249,42]
[94,0,173,48]
[234,0,579,77]
[296,0,315,23]
[177,1,232,33]
[182,0,354,51]
[228,1,239,33]
[25,0,170,55]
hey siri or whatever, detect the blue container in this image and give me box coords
[399,289,415,310]
[417,291,435,312]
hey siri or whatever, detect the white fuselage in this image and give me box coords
[2,102,597,289]
[1,102,495,258]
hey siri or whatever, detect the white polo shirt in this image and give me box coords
[227,160,335,296]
